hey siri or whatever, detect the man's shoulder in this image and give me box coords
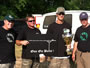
[63,22,71,29]
[48,22,56,27]
[64,21,71,26]
[78,26,82,29]
[0,27,6,32]
[0,27,3,33]
[34,28,41,33]
[76,26,82,32]
[9,28,17,35]
[16,26,27,34]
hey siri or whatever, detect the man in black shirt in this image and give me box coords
[16,15,41,68]
[72,12,90,68]
[0,15,17,68]
[47,7,71,68]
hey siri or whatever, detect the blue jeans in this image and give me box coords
[0,62,15,68]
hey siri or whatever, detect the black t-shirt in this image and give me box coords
[74,25,90,52]
[0,27,17,63]
[47,22,71,57]
[16,26,41,59]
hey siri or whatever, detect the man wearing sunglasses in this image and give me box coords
[16,15,41,68]
[47,7,71,68]
[0,15,17,68]
[72,12,90,68]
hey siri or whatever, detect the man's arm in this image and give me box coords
[72,42,78,62]
[16,40,29,46]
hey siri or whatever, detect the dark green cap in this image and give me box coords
[4,15,15,21]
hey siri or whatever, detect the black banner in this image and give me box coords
[26,34,58,57]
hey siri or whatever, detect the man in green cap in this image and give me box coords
[0,15,17,68]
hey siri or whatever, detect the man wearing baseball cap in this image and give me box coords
[72,12,90,68]
[80,12,88,20]
[5,15,15,21]
[0,15,17,68]
[47,7,71,68]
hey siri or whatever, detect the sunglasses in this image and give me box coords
[28,20,35,22]
[58,12,65,15]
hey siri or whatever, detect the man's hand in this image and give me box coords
[16,40,30,46]
[72,53,75,62]
[20,40,29,46]
[39,54,46,63]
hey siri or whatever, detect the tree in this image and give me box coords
[64,0,90,10]
[0,0,90,20]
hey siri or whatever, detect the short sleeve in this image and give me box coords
[16,30,25,40]
[74,29,78,42]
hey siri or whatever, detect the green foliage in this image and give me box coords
[15,0,27,11]
[64,0,90,10]
[0,0,90,20]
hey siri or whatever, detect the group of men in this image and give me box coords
[0,6,90,68]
